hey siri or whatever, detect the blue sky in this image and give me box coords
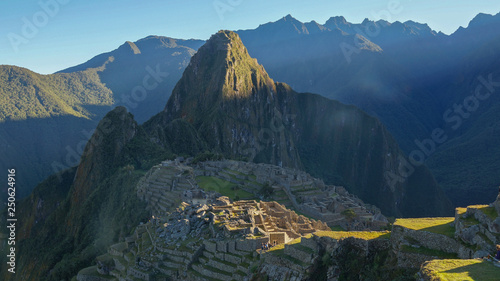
[1,0,499,74]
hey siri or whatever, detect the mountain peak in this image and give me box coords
[164,30,275,120]
[325,16,347,25]
[283,14,297,21]
[467,12,499,28]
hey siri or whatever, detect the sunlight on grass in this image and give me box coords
[196,176,254,200]
[421,259,500,281]
[314,231,390,240]
[455,207,467,215]
[468,205,499,220]
[394,217,455,238]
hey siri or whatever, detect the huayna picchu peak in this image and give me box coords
[163,30,276,121]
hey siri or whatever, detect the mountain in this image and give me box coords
[4,12,499,207]
[0,37,203,199]
[146,30,451,218]
[58,36,205,123]
[235,13,500,207]
[0,65,113,199]
[236,15,444,153]
[1,30,451,280]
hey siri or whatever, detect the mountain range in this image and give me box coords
[1,30,453,280]
[3,12,500,207]
[0,37,203,199]
[236,12,500,206]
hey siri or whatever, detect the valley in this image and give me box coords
[1,7,500,281]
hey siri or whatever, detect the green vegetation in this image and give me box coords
[341,209,357,221]
[203,264,232,276]
[460,216,481,227]
[421,259,499,281]
[314,231,391,240]
[394,218,455,238]
[268,236,305,252]
[192,151,223,164]
[329,225,346,231]
[258,183,274,199]
[400,245,458,259]
[196,176,253,200]
[469,205,499,220]
[0,66,113,122]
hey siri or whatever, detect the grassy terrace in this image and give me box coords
[421,259,500,281]
[196,176,254,200]
[314,231,391,240]
[394,217,455,238]
[268,236,306,252]
[468,205,499,220]
[460,216,481,227]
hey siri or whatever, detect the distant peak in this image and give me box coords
[117,41,141,55]
[362,18,370,24]
[325,16,347,24]
[164,30,275,117]
[467,12,498,28]
[283,14,296,21]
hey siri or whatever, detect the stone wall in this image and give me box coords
[391,225,461,254]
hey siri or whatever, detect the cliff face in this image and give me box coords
[148,30,451,217]
[1,107,150,281]
[67,106,138,230]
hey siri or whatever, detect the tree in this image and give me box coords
[259,183,274,199]
[341,209,357,221]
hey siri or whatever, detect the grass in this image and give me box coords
[394,217,455,238]
[456,207,467,215]
[267,236,306,252]
[189,267,220,281]
[469,205,499,220]
[460,216,481,227]
[203,264,233,276]
[196,176,254,200]
[268,248,308,267]
[212,257,238,268]
[400,245,458,259]
[224,168,247,177]
[330,225,346,231]
[292,244,315,254]
[314,231,390,240]
[421,259,500,281]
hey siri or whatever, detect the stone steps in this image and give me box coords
[191,263,233,281]
[203,251,215,259]
[158,264,178,276]
[156,175,173,183]
[295,191,324,197]
[207,257,238,273]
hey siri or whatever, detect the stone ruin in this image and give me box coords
[76,197,330,281]
[136,158,389,231]
[195,160,388,230]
